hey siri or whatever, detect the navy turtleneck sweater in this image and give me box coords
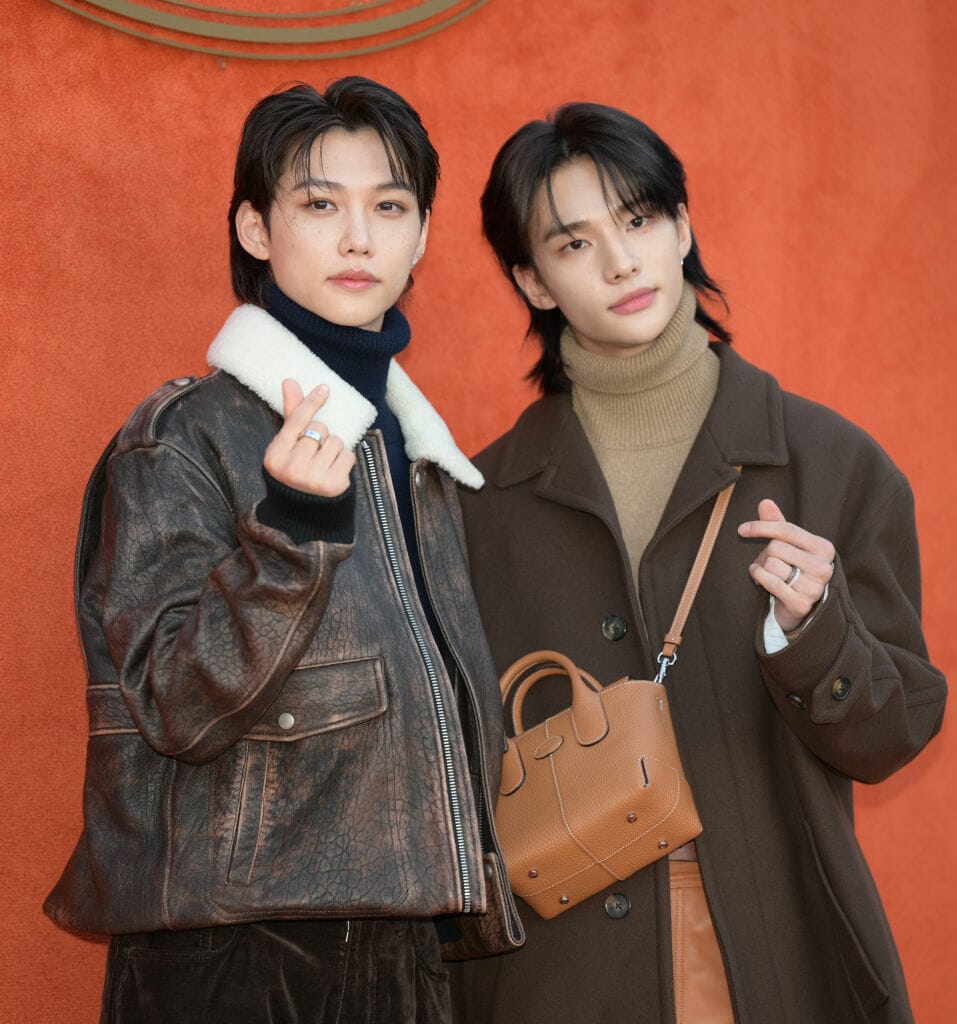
[256,283,436,634]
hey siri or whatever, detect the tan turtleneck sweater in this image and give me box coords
[560,283,720,592]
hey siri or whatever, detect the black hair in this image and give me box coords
[481,102,731,393]
[228,76,439,305]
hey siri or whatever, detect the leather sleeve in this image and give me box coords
[99,440,353,764]
[757,472,947,783]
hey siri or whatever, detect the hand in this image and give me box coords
[738,498,835,633]
[262,379,355,497]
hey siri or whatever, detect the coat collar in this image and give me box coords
[207,305,483,489]
[489,344,789,526]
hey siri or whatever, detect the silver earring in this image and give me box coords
[680,257,685,267]
[412,252,423,268]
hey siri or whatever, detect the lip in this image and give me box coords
[329,269,378,289]
[609,287,656,315]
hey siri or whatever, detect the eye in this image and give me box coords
[306,198,334,212]
[561,237,589,253]
[376,200,407,214]
[628,214,648,229]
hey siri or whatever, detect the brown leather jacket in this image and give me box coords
[44,307,523,959]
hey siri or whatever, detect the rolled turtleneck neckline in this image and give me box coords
[560,282,718,448]
[558,281,721,595]
[263,281,410,405]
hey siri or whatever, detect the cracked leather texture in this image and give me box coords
[45,371,518,953]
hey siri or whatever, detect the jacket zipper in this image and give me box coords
[359,440,472,914]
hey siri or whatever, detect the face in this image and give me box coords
[513,157,691,359]
[236,127,429,332]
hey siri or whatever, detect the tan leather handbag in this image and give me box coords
[495,479,737,920]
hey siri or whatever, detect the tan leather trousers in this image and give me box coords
[670,861,735,1024]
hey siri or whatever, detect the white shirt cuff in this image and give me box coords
[763,585,830,654]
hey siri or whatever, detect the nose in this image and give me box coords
[338,211,372,257]
[603,237,639,282]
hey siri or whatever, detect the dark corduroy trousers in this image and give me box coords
[100,918,451,1023]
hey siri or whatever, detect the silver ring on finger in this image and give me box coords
[300,428,325,447]
[785,565,801,588]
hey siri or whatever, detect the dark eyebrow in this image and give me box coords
[542,218,588,243]
[292,177,414,195]
[541,202,642,243]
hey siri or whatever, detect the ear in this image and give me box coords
[675,203,692,260]
[512,264,558,310]
[414,209,430,261]
[235,200,271,261]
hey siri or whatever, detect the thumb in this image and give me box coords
[757,498,786,522]
[281,378,305,420]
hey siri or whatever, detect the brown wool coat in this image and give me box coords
[452,344,946,1024]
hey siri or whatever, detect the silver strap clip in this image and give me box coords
[655,651,677,683]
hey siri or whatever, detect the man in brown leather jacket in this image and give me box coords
[45,77,521,1023]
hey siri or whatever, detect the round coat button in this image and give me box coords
[831,677,851,701]
[278,712,295,730]
[601,615,628,641]
[604,893,631,919]
[786,693,806,709]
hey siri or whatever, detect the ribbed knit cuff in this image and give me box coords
[257,467,356,545]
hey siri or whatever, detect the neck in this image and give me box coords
[561,282,717,446]
[263,282,410,406]
[560,282,721,582]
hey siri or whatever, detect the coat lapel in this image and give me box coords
[654,344,789,539]
[491,393,621,527]
[206,305,483,489]
[489,345,790,541]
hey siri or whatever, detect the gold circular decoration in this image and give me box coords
[45,0,490,60]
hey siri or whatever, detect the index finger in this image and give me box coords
[738,517,833,558]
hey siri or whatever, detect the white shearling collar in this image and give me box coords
[207,305,483,489]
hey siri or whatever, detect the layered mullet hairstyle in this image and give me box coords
[481,103,731,394]
[228,76,439,305]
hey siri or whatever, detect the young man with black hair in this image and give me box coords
[453,103,945,1024]
[46,77,521,1024]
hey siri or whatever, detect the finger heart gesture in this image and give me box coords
[262,379,356,498]
[738,498,835,633]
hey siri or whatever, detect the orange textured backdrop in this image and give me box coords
[2,0,955,1019]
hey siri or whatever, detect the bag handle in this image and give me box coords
[499,650,610,795]
[655,475,738,681]
[499,650,608,747]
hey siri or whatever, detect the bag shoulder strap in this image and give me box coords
[656,474,739,679]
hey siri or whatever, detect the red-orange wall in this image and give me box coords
[2,1,955,1020]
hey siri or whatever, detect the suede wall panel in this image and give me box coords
[1,0,954,1019]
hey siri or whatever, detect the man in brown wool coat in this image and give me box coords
[451,102,946,1024]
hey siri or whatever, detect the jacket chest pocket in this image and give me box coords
[247,657,388,741]
[225,657,388,887]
